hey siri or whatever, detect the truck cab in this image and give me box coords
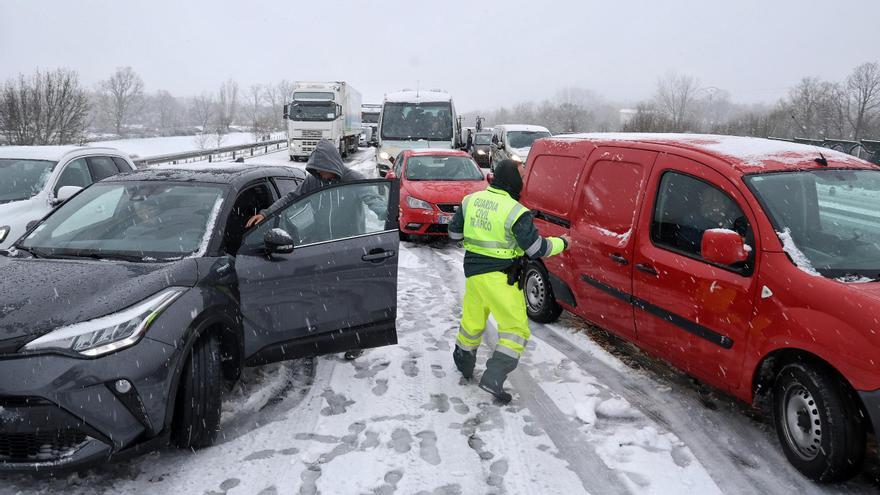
[285,82,362,161]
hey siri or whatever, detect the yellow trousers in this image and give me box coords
[456,271,530,360]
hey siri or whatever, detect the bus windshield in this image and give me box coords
[381,102,453,141]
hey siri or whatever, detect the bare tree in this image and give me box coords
[190,92,214,132]
[245,84,273,141]
[262,83,285,130]
[153,90,180,135]
[99,66,144,137]
[655,73,700,131]
[217,79,239,131]
[846,62,880,140]
[0,68,90,145]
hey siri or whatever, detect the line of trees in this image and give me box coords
[468,61,880,142]
[0,67,295,146]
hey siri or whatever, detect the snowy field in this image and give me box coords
[3,148,879,494]
[90,131,286,159]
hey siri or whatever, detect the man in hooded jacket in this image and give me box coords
[447,159,569,403]
[246,138,387,359]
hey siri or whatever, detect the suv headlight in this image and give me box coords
[23,287,186,357]
[0,226,9,243]
[406,196,432,210]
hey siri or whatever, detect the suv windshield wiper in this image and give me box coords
[69,251,147,263]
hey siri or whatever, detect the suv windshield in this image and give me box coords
[381,102,453,141]
[405,156,483,181]
[474,133,492,145]
[506,131,550,149]
[20,181,225,261]
[746,169,880,279]
[0,159,55,203]
[289,102,336,121]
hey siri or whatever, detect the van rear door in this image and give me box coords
[570,147,657,340]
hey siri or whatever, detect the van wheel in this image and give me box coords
[172,332,223,449]
[524,262,562,323]
[772,362,866,482]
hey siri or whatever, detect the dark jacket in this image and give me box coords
[260,139,387,239]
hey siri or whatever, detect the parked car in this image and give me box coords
[0,164,399,472]
[490,124,551,169]
[0,146,137,250]
[471,131,493,168]
[386,149,489,240]
[519,133,880,482]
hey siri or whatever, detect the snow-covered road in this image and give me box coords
[3,148,878,494]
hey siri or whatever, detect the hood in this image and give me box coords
[305,139,347,179]
[0,256,199,350]
[510,147,531,159]
[0,196,50,249]
[404,179,488,205]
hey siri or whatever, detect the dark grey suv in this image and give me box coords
[0,165,400,472]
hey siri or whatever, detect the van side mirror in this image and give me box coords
[52,186,82,206]
[701,229,749,265]
[264,228,295,255]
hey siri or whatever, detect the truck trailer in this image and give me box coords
[284,81,362,161]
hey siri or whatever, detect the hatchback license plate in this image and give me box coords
[438,214,452,224]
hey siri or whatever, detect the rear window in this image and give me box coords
[582,161,646,236]
[525,154,584,216]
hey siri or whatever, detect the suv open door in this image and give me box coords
[236,179,400,366]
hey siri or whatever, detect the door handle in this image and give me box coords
[635,263,658,276]
[609,253,628,265]
[362,249,395,262]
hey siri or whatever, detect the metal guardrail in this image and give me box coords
[133,138,287,167]
[768,136,880,165]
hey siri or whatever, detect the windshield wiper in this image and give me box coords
[74,252,147,263]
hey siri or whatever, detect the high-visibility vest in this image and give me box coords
[462,187,529,259]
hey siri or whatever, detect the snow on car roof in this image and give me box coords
[0,145,124,162]
[554,133,868,171]
[497,124,551,133]
[407,148,467,155]
[384,90,452,103]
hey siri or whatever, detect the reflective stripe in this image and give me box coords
[495,345,521,359]
[449,230,464,240]
[455,341,480,352]
[505,204,527,231]
[458,325,484,340]
[525,237,543,257]
[498,332,527,346]
[466,238,516,249]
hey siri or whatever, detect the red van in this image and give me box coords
[519,133,880,482]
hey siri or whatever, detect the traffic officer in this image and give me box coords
[448,159,569,403]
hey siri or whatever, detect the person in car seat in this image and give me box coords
[246,138,387,360]
[678,187,743,255]
[447,159,570,403]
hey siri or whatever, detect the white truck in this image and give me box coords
[361,103,381,147]
[376,89,460,176]
[284,81,362,161]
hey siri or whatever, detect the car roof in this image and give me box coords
[547,133,873,174]
[405,148,471,157]
[105,164,308,188]
[497,124,551,133]
[384,90,452,103]
[0,145,129,162]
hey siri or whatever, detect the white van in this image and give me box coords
[490,124,551,169]
[0,146,136,249]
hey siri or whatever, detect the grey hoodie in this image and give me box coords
[261,139,387,238]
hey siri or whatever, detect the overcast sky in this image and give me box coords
[2,0,879,112]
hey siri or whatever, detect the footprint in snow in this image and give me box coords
[389,428,413,453]
[430,364,446,378]
[416,430,442,466]
[422,393,450,413]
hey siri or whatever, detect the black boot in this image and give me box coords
[453,345,476,380]
[479,351,518,404]
[344,349,363,360]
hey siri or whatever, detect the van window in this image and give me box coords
[527,155,583,217]
[582,161,646,236]
[651,171,753,268]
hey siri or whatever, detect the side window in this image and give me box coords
[582,160,646,237]
[112,156,134,172]
[525,155,584,217]
[55,158,91,194]
[244,181,391,250]
[651,172,753,265]
[87,156,120,181]
[393,153,405,176]
[273,177,302,197]
[222,183,275,255]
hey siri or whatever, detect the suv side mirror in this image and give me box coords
[264,228,295,255]
[701,229,748,265]
[52,186,82,206]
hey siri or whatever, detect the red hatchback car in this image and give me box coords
[387,149,489,239]
[519,133,880,482]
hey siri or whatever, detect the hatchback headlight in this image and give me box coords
[0,226,9,243]
[406,196,432,210]
[23,287,186,357]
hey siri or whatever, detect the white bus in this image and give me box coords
[376,89,459,176]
